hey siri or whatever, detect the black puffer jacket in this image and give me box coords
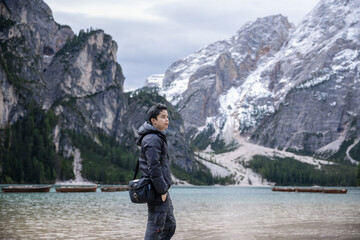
[136,122,172,195]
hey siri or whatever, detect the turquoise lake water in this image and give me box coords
[1,186,359,240]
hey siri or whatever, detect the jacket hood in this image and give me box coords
[136,122,166,146]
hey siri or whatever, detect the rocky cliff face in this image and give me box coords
[251,0,360,156]
[0,0,127,141]
[0,0,194,182]
[148,0,360,160]
[43,30,127,136]
[0,0,74,126]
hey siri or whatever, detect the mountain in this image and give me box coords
[0,0,196,184]
[148,0,360,163]
[1,0,358,186]
[150,14,291,139]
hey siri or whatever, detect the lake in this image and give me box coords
[0,186,359,239]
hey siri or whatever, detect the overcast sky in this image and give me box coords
[44,0,319,90]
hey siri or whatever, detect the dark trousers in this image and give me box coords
[145,193,176,240]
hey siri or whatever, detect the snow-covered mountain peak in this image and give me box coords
[153,14,291,106]
[146,0,360,157]
[289,0,359,55]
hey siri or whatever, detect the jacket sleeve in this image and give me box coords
[143,135,169,194]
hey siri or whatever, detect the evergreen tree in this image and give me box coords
[248,155,357,186]
[0,106,72,184]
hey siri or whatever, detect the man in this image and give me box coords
[136,103,176,240]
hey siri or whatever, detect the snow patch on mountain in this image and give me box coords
[217,55,278,137]
[198,158,232,178]
[162,40,231,105]
[145,74,164,88]
[316,133,346,154]
[297,49,360,90]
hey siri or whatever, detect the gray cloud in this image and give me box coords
[44,0,319,90]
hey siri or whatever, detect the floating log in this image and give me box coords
[1,185,51,193]
[100,186,129,192]
[56,185,97,193]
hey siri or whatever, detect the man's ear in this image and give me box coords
[151,118,156,125]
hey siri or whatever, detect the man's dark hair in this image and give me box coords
[147,103,167,124]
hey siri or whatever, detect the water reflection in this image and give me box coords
[0,186,359,239]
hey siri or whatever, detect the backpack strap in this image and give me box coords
[132,158,140,180]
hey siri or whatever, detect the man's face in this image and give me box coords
[151,110,169,131]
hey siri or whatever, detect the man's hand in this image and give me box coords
[161,192,167,202]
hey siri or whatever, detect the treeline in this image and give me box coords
[0,104,137,184]
[171,162,235,185]
[248,155,357,186]
[0,105,74,184]
[127,87,167,105]
[68,130,136,184]
[57,28,108,57]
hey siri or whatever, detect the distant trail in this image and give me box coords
[346,138,360,165]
